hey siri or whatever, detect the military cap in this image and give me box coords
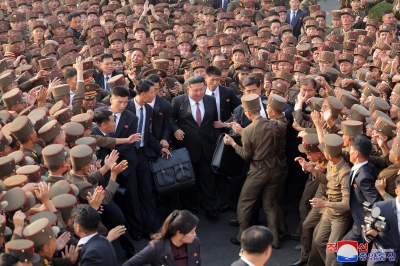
[85,37,101,48]
[0,216,10,237]
[65,0,77,5]
[274,6,286,13]
[149,23,163,32]
[348,104,370,123]
[143,62,168,78]
[311,31,324,41]
[18,66,34,80]
[0,110,14,124]
[341,41,356,51]
[304,20,319,29]
[75,137,98,153]
[241,94,260,111]
[5,239,40,262]
[154,33,167,42]
[268,80,287,94]
[375,42,391,51]
[219,37,234,47]
[188,59,205,70]
[38,120,62,144]
[132,42,148,56]
[30,212,58,228]
[281,35,297,45]
[49,101,67,116]
[9,13,23,22]
[89,46,105,57]
[356,68,369,81]
[298,133,321,153]
[4,175,29,190]
[108,32,125,44]
[15,165,41,183]
[9,116,35,142]
[233,64,250,74]
[314,10,326,18]
[273,71,293,84]
[7,151,26,167]
[42,144,65,168]
[257,20,271,30]
[328,34,343,43]
[337,53,354,64]
[82,84,98,100]
[3,187,35,212]
[203,6,215,15]
[49,180,77,199]
[8,34,23,44]
[321,134,343,156]
[213,60,230,69]
[341,120,363,136]
[292,64,310,75]
[141,38,154,46]
[340,8,353,16]
[0,132,11,152]
[358,35,373,47]
[91,31,106,40]
[217,12,230,20]
[23,218,60,246]
[54,108,73,125]
[0,156,16,180]
[369,97,390,114]
[326,96,344,117]
[392,43,400,52]
[106,74,128,90]
[318,51,335,63]
[391,138,400,156]
[362,84,380,97]
[38,58,53,70]
[353,48,369,59]
[366,18,379,29]
[305,97,324,112]
[51,194,78,221]
[369,61,381,71]
[295,43,311,57]
[339,92,359,109]
[124,42,136,52]
[69,144,93,169]
[18,106,36,117]
[62,122,84,144]
[275,53,294,65]
[57,57,74,70]
[370,116,396,137]
[343,31,358,41]
[51,84,70,99]
[250,60,266,71]
[379,24,392,33]
[32,20,46,31]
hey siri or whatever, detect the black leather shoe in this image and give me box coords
[278,233,291,242]
[218,204,230,213]
[189,207,198,214]
[291,234,301,241]
[290,260,307,266]
[205,210,218,220]
[131,234,142,241]
[229,219,239,226]
[230,238,241,246]
[125,250,137,259]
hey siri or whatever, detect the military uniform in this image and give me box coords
[272,0,289,8]
[254,8,269,23]
[230,64,251,97]
[227,0,244,12]
[233,94,287,248]
[300,0,317,13]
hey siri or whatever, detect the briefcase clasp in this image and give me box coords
[160,165,167,182]
[178,159,186,177]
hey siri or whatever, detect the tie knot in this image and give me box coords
[106,76,110,81]
[196,102,199,105]
[140,106,143,111]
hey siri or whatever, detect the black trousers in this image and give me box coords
[101,200,136,252]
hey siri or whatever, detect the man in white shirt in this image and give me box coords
[230,226,273,266]
[93,53,124,91]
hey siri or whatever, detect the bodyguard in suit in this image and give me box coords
[231,226,274,266]
[170,75,221,219]
[72,204,117,266]
[205,66,241,132]
[126,79,172,236]
[93,53,124,91]
[336,135,382,266]
[286,0,309,38]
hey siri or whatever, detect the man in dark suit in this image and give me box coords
[285,0,308,38]
[93,53,124,91]
[205,66,241,133]
[335,135,382,266]
[72,204,117,266]
[231,226,274,266]
[170,75,221,219]
[126,79,171,236]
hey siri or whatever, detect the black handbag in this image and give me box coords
[211,134,245,177]
[149,148,196,195]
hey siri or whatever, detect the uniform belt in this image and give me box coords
[328,197,341,202]
[250,151,276,168]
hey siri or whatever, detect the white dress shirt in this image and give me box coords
[104,74,112,90]
[240,257,255,266]
[350,161,368,185]
[77,233,97,246]
[206,86,220,120]
[148,96,156,108]
[290,9,298,24]
[134,98,146,147]
[259,97,267,118]
[396,197,400,237]
[110,108,121,131]
[188,96,205,122]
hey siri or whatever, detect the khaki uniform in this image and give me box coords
[70,81,85,115]
[220,77,233,88]
[132,64,151,81]
[377,163,400,200]
[309,158,352,266]
[22,147,41,165]
[227,0,244,12]
[193,0,213,5]
[66,171,119,204]
[254,9,269,23]
[193,49,212,67]
[230,82,244,97]
[234,116,284,246]
[44,174,65,186]
[272,0,290,8]
[300,0,317,13]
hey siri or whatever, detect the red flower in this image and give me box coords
[124,125,128,128]
[158,112,163,116]
[226,99,230,102]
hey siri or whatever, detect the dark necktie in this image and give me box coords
[105,76,111,91]
[135,107,143,149]
[291,11,296,27]
[348,169,354,193]
[212,92,215,97]
[195,102,202,127]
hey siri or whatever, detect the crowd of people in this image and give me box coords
[0,0,398,264]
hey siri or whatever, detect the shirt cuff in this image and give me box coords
[77,80,84,83]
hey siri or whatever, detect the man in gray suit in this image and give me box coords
[231,226,274,266]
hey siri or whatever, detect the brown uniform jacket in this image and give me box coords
[233,116,282,169]
[65,171,119,204]
[314,158,351,214]
[377,163,400,200]
[70,81,85,116]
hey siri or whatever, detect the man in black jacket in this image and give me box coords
[170,75,221,219]
[285,0,309,38]
[93,53,124,91]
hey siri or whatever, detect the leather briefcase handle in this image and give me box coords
[177,158,186,177]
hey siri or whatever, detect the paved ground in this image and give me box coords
[113,199,302,266]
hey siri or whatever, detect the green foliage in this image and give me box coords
[368,2,394,22]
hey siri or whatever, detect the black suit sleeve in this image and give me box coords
[146,106,163,154]
[211,98,222,140]
[81,248,104,266]
[169,97,181,133]
[115,112,137,155]
[161,101,172,141]
[359,167,382,204]
[227,88,241,111]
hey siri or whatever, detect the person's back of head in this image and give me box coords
[71,204,100,238]
[0,253,20,266]
[240,226,273,265]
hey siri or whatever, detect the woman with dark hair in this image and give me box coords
[122,210,201,266]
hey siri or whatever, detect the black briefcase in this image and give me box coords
[211,134,245,177]
[149,148,196,195]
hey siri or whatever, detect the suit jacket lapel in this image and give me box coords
[219,86,226,114]
[115,111,127,136]
[294,9,301,26]
[163,239,177,266]
[183,95,198,127]
[202,96,212,128]
[153,98,161,115]
[99,74,105,89]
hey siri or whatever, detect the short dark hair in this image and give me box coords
[99,53,113,62]
[71,204,101,232]
[383,10,393,16]
[68,12,81,21]
[64,68,77,80]
[395,175,400,187]
[136,79,154,94]
[351,135,372,158]
[0,252,20,266]
[206,66,221,77]
[48,162,64,172]
[187,75,205,87]
[241,226,274,254]
[112,87,130,98]
[300,78,317,89]
[243,76,260,88]
[146,74,160,84]
[94,109,113,125]
[212,53,228,61]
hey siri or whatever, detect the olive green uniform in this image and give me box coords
[300,0,317,13]
[377,163,400,200]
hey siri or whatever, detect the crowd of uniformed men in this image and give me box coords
[0,0,399,264]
